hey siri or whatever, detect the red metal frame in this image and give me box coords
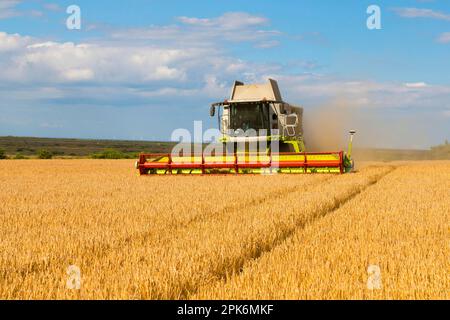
[137,151,344,175]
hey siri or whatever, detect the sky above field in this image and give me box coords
[0,0,449,148]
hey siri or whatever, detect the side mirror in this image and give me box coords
[210,105,216,117]
[272,113,278,121]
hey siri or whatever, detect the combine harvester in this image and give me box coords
[136,79,355,175]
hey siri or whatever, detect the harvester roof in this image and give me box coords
[228,78,283,103]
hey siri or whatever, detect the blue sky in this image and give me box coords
[0,0,449,148]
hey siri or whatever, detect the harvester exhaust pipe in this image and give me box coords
[348,130,356,159]
[341,130,356,173]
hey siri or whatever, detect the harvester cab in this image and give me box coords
[210,79,305,153]
[136,79,356,175]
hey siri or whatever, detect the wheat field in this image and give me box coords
[0,160,448,299]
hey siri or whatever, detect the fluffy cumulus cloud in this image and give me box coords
[0,12,286,106]
[0,12,283,89]
[4,40,191,83]
[0,32,31,51]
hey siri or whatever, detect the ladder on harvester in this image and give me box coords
[279,113,298,137]
[277,113,306,152]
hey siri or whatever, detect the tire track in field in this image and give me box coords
[182,165,397,299]
[0,174,334,285]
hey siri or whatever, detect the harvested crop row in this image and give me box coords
[0,160,328,299]
[13,165,392,299]
[194,162,450,299]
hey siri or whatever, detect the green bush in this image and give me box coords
[14,153,27,160]
[0,148,7,159]
[37,149,53,159]
[91,149,135,159]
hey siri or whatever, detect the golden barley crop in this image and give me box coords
[0,160,448,299]
[194,162,450,300]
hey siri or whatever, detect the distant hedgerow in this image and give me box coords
[91,149,136,159]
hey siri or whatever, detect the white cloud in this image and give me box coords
[0,1,42,19]
[110,12,280,48]
[404,82,428,88]
[437,32,450,43]
[177,12,268,29]
[63,68,95,81]
[0,0,21,19]
[0,32,31,51]
[254,40,280,49]
[29,9,43,17]
[394,7,450,21]
[0,36,197,83]
[177,17,212,26]
[42,3,62,12]
[0,13,283,86]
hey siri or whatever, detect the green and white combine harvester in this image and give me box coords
[136,79,355,175]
